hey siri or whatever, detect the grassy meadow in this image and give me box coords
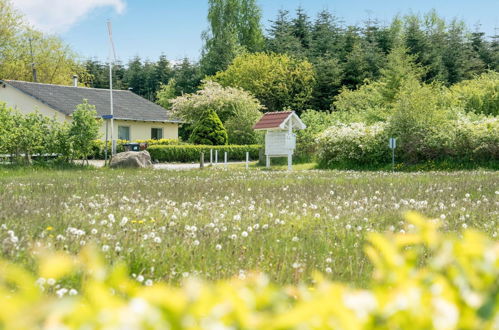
[1,167,497,290]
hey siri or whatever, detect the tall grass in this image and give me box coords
[0,168,497,288]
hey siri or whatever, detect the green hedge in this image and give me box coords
[148,145,261,162]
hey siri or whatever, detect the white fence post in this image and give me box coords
[224,152,228,168]
[210,149,213,165]
[215,150,218,165]
[246,152,249,169]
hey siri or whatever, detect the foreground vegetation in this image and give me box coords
[1,208,498,328]
[1,168,497,287]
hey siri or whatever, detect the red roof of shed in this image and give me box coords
[253,111,293,130]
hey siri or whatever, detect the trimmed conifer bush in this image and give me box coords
[189,109,228,145]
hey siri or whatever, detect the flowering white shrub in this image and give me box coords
[316,122,389,166]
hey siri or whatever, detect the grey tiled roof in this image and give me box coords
[3,80,180,123]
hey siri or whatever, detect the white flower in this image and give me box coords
[145,279,153,286]
[325,267,332,273]
[137,275,144,283]
[241,231,248,237]
[193,240,200,246]
[47,278,56,286]
[215,244,222,251]
[91,228,98,235]
[292,236,299,242]
[119,217,129,226]
[153,237,162,244]
[69,289,78,296]
[233,214,241,221]
[102,245,110,252]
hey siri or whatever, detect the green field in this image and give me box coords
[0,167,497,288]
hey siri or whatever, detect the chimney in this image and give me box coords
[72,75,78,87]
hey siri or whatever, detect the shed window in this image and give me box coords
[151,128,163,140]
[118,126,130,141]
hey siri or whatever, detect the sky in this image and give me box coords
[11,0,499,64]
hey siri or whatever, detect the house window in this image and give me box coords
[118,126,130,141]
[151,128,163,140]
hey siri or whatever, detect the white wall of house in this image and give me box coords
[100,120,178,141]
[0,84,179,141]
[0,84,69,121]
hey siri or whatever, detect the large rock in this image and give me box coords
[110,151,153,169]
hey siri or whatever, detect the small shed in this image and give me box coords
[253,111,306,170]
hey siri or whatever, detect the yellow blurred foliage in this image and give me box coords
[0,213,497,329]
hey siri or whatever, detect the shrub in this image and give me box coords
[170,81,263,143]
[0,213,497,328]
[189,109,228,145]
[134,139,180,146]
[317,122,390,167]
[69,100,101,161]
[295,110,340,160]
[451,71,499,116]
[147,144,261,162]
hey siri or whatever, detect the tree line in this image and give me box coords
[1,0,497,112]
[86,6,499,111]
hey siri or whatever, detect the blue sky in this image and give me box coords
[12,0,499,63]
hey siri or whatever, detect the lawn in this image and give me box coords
[0,167,497,289]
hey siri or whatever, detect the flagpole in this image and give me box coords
[107,20,116,155]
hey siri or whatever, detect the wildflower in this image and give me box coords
[47,278,56,286]
[119,217,129,226]
[292,236,299,242]
[69,289,78,296]
[145,279,153,286]
[215,244,222,251]
[193,240,200,246]
[325,267,332,273]
[102,245,110,252]
[241,231,248,238]
[137,275,144,283]
[153,237,162,244]
[46,226,54,231]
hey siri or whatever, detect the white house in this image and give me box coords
[0,80,180,141]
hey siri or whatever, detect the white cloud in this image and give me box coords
[11,0,126,33]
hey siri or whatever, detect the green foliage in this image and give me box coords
[387,82,456,163]
[0,0,86,85]
[148,144,261,162]
[171,81,263,143]
[317,112,498,168]
[201,0,264,75]
[189,109,228,145]
[333,46,424,122]
[223,105,263,145]
[69,100,101,160]
[212,52,316,112]
[317,122,390,167]
[155,78,177,109]
[450,71,499,116]
[295,110,339,159]
[0,102,73,163]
